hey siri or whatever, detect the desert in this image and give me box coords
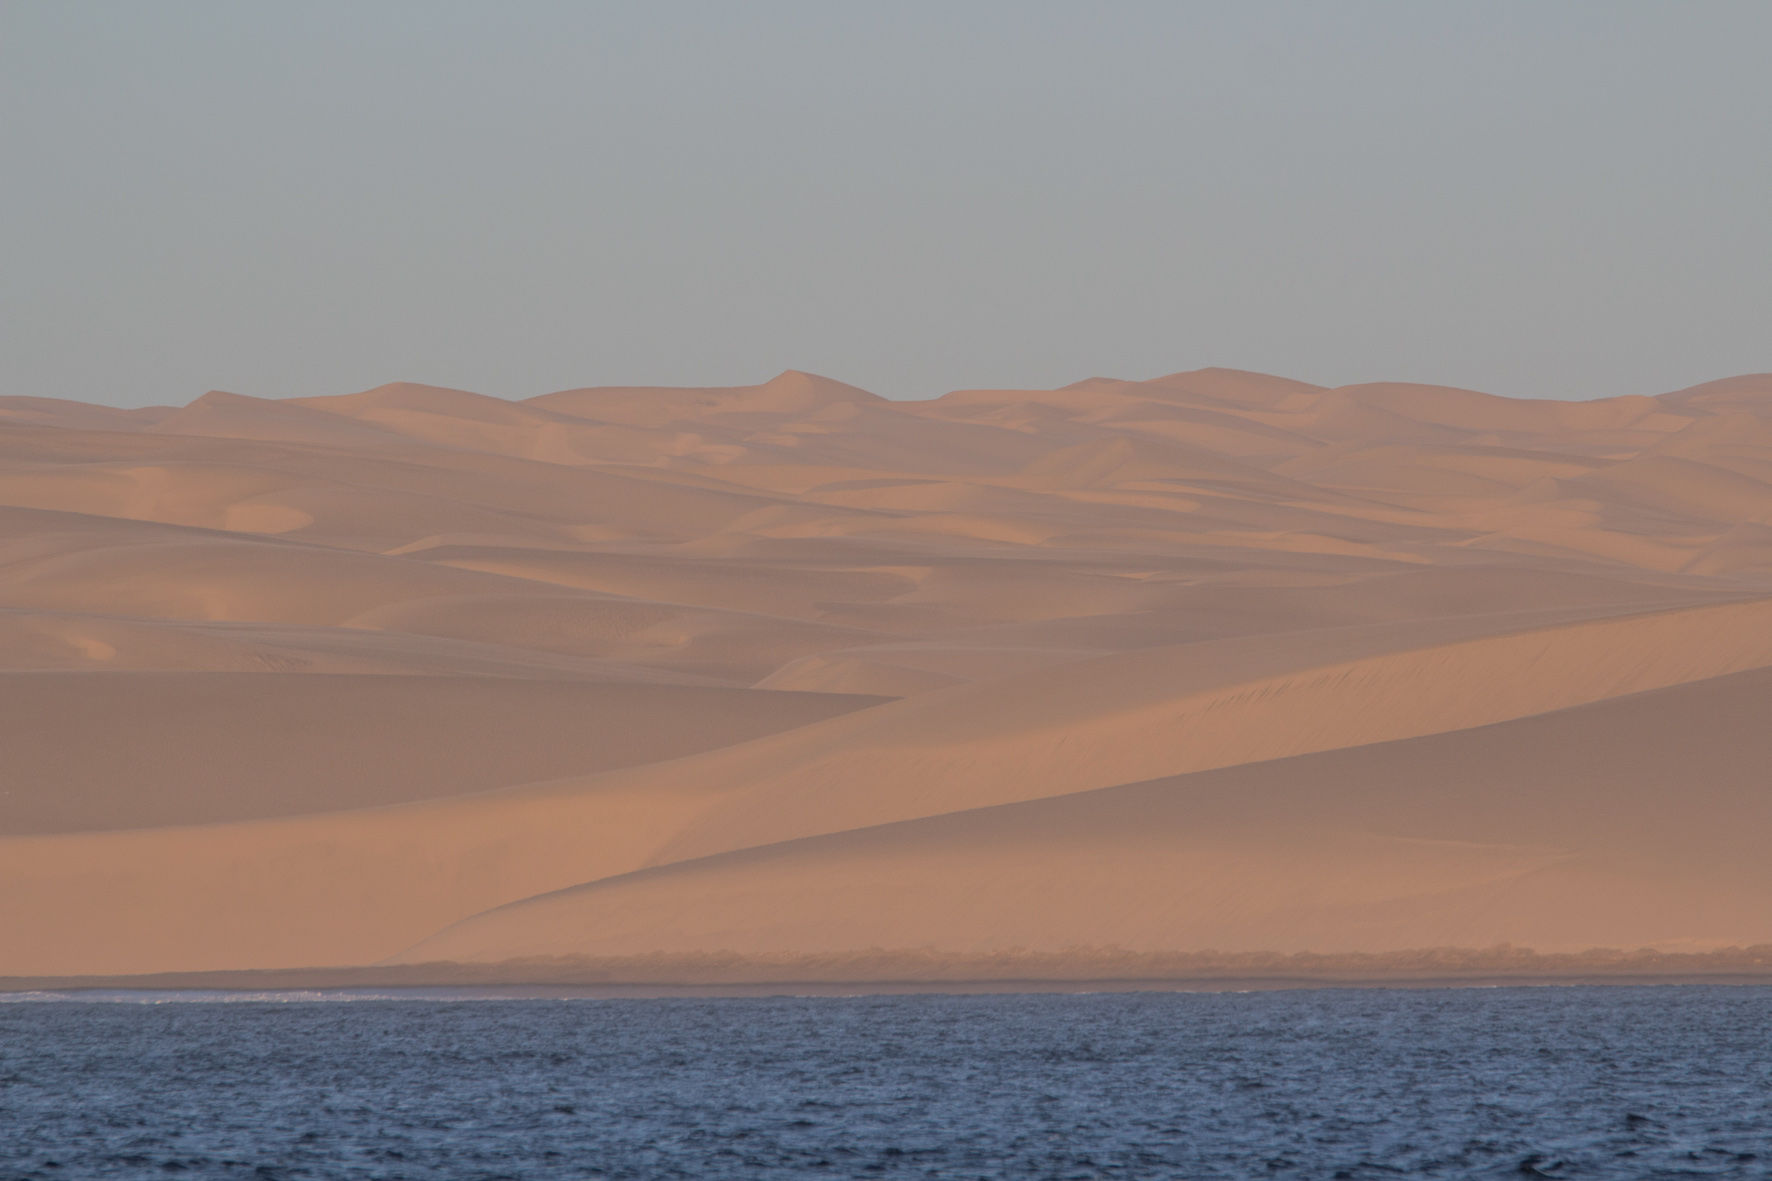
[4,367,1772,989]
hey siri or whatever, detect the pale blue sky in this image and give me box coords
[3,2,1768,406]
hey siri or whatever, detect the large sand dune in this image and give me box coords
[404,665,1772,964]
[3,368,1771,984]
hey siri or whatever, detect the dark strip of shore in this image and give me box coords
[8,946,1772,997]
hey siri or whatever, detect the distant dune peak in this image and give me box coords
[746,368,885,409]
[1658,373,1772,414]
[326,380,505,409]
[1138,366,1328,405]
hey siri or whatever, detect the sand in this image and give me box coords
[2,367,1771,985]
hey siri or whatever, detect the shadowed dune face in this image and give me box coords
[3,368,1772,981]
[0,674,882,835]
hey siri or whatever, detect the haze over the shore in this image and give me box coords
[3,366,1772,982]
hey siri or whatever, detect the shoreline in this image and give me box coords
[10,947,1772,997]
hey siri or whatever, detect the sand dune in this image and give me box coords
[0,673,880,834]
[0,595,1762,975]
[404,665,1772,964]
[0,606,737,682]
[3,367,1772,984]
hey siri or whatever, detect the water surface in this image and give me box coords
[2,986,1767,1178]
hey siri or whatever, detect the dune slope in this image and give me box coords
[405,666,1772,964]
[3,368,1772,982]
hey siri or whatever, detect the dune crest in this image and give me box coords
[3,368,1772,983]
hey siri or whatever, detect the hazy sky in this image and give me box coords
[4,2,1769,406]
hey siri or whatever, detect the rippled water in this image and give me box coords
[2,986,1769,1179]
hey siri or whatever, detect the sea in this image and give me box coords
[1,985,1768,1179]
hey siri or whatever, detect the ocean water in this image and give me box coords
[1,987,1768,1179]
